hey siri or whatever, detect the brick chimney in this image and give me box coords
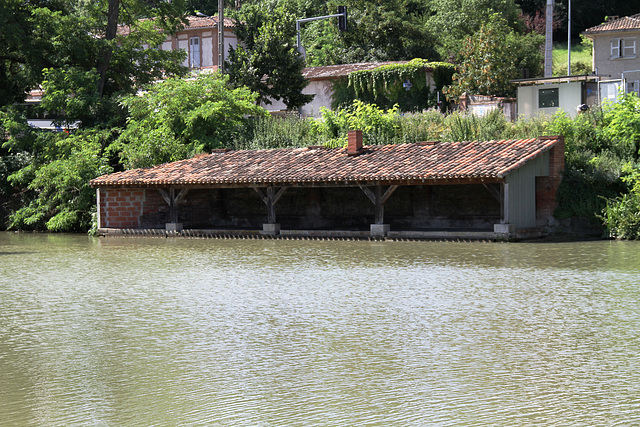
[347,130,363,156]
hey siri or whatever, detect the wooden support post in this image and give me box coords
[254,186,287,224]
[358,184,399,224]
[159,188,189,224]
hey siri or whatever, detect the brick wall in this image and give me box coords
[98,188,145,229]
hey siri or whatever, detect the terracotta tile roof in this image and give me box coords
[183,15,236,29]
[303,62,408,80]
[583,13,640,34]
[117,15,235,36]
[91,138,560,187]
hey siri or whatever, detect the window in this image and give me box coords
[623,38,636,57]
[627,80,640,95]
[611,38,620,57]
[538,88,559,108]
[190,37,200,68]
[611,38,636,58]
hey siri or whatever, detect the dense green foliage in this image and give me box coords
[226,3,313,110]
[1,0,233,232]
[427,0,523,60]
[444,15,544,98]
[115,74,267,169]
[332,60,455,111]
[602,165,640,239]
[1,115,115,231]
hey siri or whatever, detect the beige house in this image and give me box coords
[583,13,640,94]
[125,15,238,71]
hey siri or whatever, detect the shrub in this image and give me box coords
[601,164,640,239]
[310,100,402,147]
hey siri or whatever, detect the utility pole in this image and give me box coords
[218,0,224,72]
[544,0,554,77]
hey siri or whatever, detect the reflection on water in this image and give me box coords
[1,233,640,426]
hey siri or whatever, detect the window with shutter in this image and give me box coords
[190,37,200,68]
[611,38,621,58]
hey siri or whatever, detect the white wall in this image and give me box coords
[261,80,333,116]
[202,32,213,67]
[177,35,189,67]
[517,81,584,119]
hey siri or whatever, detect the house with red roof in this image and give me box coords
[512,13,640,119]
[90,131,565,241]
[583,13,640,95]
[131,15,238,71]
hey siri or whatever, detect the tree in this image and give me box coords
[0,0,91,107]
[427,0,523,60]
[602,92,640,161]
[226,3,314,110]
[1,0,190,231]
[114,73,268,169]
[297,0,439,66]
[444,15,543,98]
[1,113,114,231]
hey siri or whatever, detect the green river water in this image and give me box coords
[1,232,639,426]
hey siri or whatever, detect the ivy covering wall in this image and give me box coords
[331,59,456,112]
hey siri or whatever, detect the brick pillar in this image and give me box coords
[536,136,565,227]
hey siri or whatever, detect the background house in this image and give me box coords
[264,61,441,117]
[139,15,238,71]
[583,12,640,93]
[510,13,640,119]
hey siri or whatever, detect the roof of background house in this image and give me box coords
[117,15,236,36]
[583,13,640,34]
[182,15,236,29]
[302,62,409,80]
[90,138,560,187]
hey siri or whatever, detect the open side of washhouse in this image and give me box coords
[89,131,564,241]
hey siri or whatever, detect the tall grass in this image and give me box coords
[552,40,593,76]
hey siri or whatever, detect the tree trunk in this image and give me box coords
[97,0,120,96]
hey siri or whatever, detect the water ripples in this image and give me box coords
[1,234,640,425]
